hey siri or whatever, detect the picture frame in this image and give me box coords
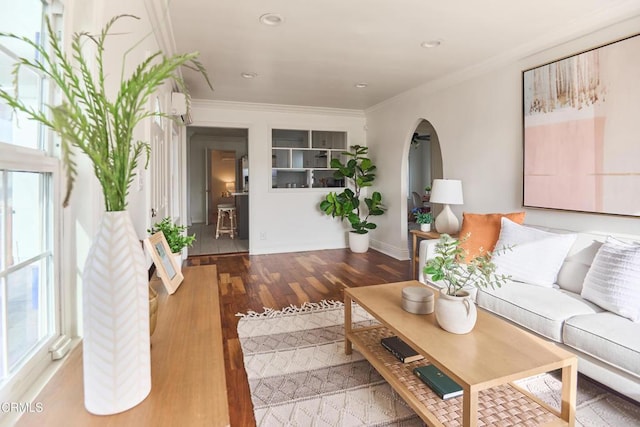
[522,33,640,217]
[144,231,184,295]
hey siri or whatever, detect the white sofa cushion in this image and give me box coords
[477,281,602,342]
[580,237,640,322]
[563,312,640,378]
[491,218,577,288]
[556,234,604,294]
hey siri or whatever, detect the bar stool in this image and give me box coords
[215,203,237,239]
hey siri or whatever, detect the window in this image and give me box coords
[0,0,65,407]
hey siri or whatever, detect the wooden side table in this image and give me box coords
[410,229,441,279]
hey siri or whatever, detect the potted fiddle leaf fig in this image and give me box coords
[319,145,385,253]
[0,14,211,415]
[423,234,510,334]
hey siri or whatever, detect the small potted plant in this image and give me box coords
[423,234,510,334]
[147,217,196,272]
[413,210,433,232]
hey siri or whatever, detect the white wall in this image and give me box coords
[366,16,640,259]
[190,100,366,254]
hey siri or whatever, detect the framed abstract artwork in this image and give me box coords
[522,34,640,217]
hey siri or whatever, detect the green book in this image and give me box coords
[413,364,463,400]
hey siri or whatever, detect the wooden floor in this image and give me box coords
[15,249,410,427]
[187,248,411,427]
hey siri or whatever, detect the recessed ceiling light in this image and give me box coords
[241,72,258,79]
[259,13,284,26]
[354,83,368,89]
[421,39,442,49]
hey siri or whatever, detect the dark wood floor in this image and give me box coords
[186,248,412,427]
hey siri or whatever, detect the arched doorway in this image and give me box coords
[407,119,443,234]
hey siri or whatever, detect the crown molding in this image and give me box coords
[192,99,365,118]
[144,0,178,56]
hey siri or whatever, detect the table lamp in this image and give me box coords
[223,181,235,197]
[429,179,463,234]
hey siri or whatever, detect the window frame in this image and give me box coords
[0,0,69,408]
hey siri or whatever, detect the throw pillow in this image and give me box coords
[458,212,526,262]
[581,237,640,322]
[491,218,577,287]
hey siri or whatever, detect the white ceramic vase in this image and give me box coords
[420,223,431,232]
[435,289,477,334]
[82,211,151,415]
[348,232,369,253]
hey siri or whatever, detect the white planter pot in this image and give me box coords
[419,223,431,232]
[173,252,183,273]
[82,211,151,415]
[435,289,477,334]
[348,232,369,253]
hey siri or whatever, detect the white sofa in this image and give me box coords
[418,227,640,403]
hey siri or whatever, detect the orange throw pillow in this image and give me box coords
[458,212,526,262]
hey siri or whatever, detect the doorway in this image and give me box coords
[407,119,443,238]
[186,127,249,255]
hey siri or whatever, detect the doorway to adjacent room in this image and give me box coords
[186,127,249,255]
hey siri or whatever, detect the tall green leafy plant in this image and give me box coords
[319,145,385,234]
[0,14,211,211]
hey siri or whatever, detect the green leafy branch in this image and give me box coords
[0,14,212,211]
[423,233,511,296]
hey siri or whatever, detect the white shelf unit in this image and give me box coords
[271,129,348,189]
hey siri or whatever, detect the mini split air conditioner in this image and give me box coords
[171,92,192,124]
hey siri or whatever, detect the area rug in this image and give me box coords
[237,301,640,426]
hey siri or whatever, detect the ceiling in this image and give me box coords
[167,0,640,110]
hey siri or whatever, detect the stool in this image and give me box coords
[215,204,237,239]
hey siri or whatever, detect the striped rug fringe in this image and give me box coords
[235,299,344,319]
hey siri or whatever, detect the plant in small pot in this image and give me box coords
[319,145,386,253]
[423,234,510,334]
[0,15,210,415]
[147,217,196,274]
[413,210,433,232]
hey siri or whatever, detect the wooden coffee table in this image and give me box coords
[344,281,577,427]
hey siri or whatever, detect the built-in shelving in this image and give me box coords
[271,129,347,189]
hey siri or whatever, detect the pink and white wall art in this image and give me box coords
[523,34,640,217]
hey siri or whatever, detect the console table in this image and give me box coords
[344,281,577,427]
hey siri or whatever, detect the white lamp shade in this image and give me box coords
[429,179,463,205]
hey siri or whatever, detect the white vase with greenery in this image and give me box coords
[0,15,209,414]
[413,210,433,232]
[423,234,509,334]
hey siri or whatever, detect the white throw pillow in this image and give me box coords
[581,237,640,322]
[491,218,577,287]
